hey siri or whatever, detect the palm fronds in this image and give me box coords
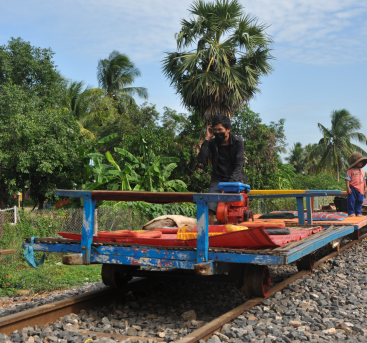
[309,109,367,181]
[162,0,273,122]
[97,51,148,112]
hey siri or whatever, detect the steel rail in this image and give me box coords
[2,233,366,339]
[176,232,367,343]
[0,277,153,335]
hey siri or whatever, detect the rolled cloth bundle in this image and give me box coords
[142,215,197,230]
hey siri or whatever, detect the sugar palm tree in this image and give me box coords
[162,0,273,123]
[310,109,367,181]
[285,142,305,174]
[97,51,148,113]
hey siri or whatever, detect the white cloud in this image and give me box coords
[1,0,366,64]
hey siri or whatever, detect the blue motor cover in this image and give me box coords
[218,182,251,193]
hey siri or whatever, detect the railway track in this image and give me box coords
[1,232,366,342]
[0,277,153,336]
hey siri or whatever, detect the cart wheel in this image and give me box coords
[243,265,271,298]
[296,254,315,271]
[101,264,136,290]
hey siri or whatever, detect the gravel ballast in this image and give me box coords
[0,282,106,318]
[1,238,367,343]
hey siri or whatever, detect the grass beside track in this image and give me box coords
[0,258,101,297]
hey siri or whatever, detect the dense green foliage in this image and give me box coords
[92,106,286,192]
[286,110,367,183]
[101,201,197,223]
[89,137,188,192]
[291,173,345,191]
[1,35,359,213]
[231,107,286,189]
[94,105,213,193]
[0,209,59,255]
[0,38,83,208]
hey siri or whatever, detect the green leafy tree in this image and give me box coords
[97,51,148,113]
[93,103,160,155]
[292,173,345,191]
[285,142,305,174]
[231,107,285,189]
[92,104,207,192]
[162,0,273,122]
[118,108,209,193]
[0,37,82,209]
[272,164,296,190]
[310,109,367,181]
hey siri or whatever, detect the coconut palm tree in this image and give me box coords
[62,80,96,138]
[62,80,121,139]
[310,109,367,182]
[162,0,273,123]
[285,142,305,174]
[303,143,320,175]
[97,51,148,113]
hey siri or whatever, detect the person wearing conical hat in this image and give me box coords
[345,153,367,217]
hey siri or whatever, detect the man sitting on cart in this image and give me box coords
[197,114,247,225]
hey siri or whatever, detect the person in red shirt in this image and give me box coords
[345,153,367,217]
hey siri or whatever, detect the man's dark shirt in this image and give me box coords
[197,133,247,186]
[217,144,233,181]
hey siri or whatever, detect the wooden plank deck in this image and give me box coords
[253,214,367,229]
[0,249,15,256]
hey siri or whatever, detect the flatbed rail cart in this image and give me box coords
[24,188,366,298]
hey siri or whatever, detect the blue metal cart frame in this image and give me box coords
[23,189,360,272]
[24,189,365,297]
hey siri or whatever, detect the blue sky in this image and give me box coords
[1,0,367,160]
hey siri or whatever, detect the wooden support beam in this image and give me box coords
[62,254,84,265]
[194,262,213,276]
[0,249,15,256]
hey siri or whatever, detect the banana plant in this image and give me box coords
[85,135,188,193]
[273,164,297,190]
[103,147,143,190]
[135,155,187,192]
[161,161,187,192]
[78,133,118,186]
[105,152,133,190]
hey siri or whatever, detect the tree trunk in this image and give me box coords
[38,196,45,210]
[337,162,340,182]
[0,165,8,210]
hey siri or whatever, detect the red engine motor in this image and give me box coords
[216,182,253,224]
